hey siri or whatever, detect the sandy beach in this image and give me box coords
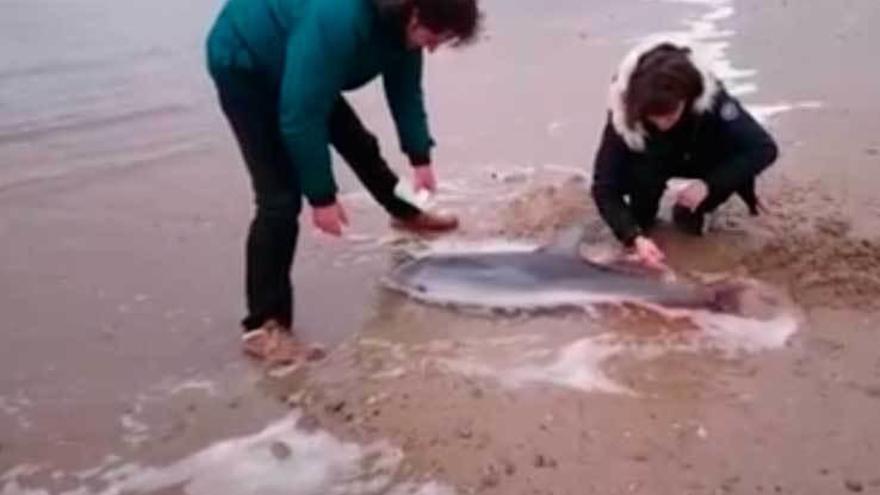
[2,0,880,493]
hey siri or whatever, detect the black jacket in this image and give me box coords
[591,41,778,246]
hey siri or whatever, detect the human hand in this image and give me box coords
[413,165,437,193]
[312,201,349,236]
[676,179,709,211]
[632,235,668,271]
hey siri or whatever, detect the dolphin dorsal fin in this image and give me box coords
[539,223,586,256]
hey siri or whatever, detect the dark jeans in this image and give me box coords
[211,67,420,331]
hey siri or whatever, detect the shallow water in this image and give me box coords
[2,0,880,493]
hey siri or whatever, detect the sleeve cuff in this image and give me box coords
[307,193,337,208]
[621,229,640,248]
[407,151,431,167]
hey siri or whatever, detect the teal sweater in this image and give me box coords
[207,0,434,205]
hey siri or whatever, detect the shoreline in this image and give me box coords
[3,0,880,493]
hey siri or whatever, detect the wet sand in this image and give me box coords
[3,0,880,493]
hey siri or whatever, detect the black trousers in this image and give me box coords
[627,162,759,232]
[211,67,420,331]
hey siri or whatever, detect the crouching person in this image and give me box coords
[591,40,778,269]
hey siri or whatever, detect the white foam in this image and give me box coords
[650,0,755,94]
[1,465,43,481]
[690,310,800,353]
[406,240,540,259]
[1,465,51,495]
[651,0,823,123]
[1,481,50,495]
[438,337,628,395]
[749,101,824,124]
[546,121,565,136]
[164,379,218,397]
[1,414,456,495]
[386,482,458,495]
[488,165,537,183]
[433,306,799,395]
[539,163,590,180]
[370,366,408,380]
[0,392,34,431]
[702,5,734,21]
[120,412,151,447]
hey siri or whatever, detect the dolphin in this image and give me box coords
[383,227,752,314]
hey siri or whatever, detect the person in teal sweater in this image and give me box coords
[206,0,481,362]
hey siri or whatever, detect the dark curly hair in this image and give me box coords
[375,0,483,46]
[625,43,704,128]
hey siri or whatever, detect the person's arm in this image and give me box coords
[592,116,667,270]
[591,117,642,247]
[382,50,435,167]
[278,8,361,207]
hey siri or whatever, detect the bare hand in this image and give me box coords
[413,165,437,193]
[312,201,349,236]
[632,236,668,271]
[676,180,709,211]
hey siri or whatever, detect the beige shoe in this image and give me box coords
[242,328,272,360]
[263,329,304,366]
[241,320,293,361]
[242,320,326,366]
[266,331,328,365]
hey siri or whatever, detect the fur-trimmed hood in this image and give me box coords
[608,37,721,151]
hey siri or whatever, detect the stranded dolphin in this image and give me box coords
[383,228,756,314]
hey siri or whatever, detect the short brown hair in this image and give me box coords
[416,0,482,44]
[377,0,483,45]
[624,44,704,128]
